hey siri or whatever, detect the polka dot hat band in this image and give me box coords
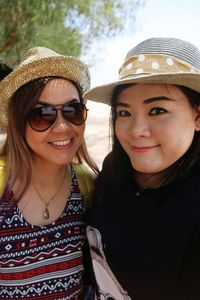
[119,54,199,79]
[84,37,200,105]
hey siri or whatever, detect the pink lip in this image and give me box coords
[51,144,72,150]
[48,139,73,150]
[131,145,158,153]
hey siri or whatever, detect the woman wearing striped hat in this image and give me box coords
[85,37,200,300]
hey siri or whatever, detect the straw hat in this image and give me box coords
[0,47,90,129]
[84,37,200,105]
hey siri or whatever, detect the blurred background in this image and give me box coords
[1,0,200,168]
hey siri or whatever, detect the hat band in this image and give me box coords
[119,53,200,80]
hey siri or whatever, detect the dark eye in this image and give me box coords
[150,107,167,115]
[117,110,131,117]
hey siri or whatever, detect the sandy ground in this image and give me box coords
[0,101,111,170]
[85,101,111,169]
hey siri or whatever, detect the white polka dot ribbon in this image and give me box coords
[119,53,199,80]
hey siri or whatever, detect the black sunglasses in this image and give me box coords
[26,102,88,132]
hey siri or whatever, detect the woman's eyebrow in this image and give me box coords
[116,96,174,107]
[115,102,130,107]
[37,98,79,106]
[143,96,174,104]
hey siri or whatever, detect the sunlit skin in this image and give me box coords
[25,79,85,170]
[16,78,86,225]
[115,83,200,187]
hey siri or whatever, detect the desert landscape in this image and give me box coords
[85,101,111,168]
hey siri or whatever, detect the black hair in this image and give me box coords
[0,62,13,81]
[106,83,200,196]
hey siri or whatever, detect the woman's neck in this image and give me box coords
[31,158,69,187]
[135,171,166,189]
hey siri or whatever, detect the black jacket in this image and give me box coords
[89,154,200,300]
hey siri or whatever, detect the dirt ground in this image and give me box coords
[85,101,111,169]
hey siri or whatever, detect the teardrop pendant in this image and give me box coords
[43,208,50,219]
[32,168,67,221]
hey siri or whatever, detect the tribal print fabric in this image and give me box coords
[0,171,86,299]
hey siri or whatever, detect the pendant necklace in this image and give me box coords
[32,170,67,220]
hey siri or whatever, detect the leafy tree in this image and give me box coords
[0,0,145,67]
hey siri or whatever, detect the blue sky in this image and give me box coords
[88,0,200,87]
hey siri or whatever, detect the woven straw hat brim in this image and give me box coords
[84,72,200,105]
[0,56,90,129]
[0,56,90,104]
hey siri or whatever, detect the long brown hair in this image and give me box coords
[0,77,98,201]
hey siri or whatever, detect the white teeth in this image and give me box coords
[51,139,71,146]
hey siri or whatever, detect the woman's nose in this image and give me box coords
[51,110,70,131]
[129,117,151,138]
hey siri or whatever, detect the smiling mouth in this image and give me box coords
[50,139,71,146]
[131,145,158,152]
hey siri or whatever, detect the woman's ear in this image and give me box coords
[195,105,200,131]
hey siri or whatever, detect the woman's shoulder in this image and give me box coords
[96,152,114,183]
[172,165,200,199]
[71,163,95,210]
[0,158,6,195]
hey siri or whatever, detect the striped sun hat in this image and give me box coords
[84,37,200,105]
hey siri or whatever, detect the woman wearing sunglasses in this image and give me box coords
[0,47,98,299]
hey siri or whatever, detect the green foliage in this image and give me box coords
[0,0,144,67]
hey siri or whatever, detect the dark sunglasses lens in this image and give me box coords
[27,107,56,131]
[62,103,87,125]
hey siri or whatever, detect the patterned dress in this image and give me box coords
[0,170,86,299]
